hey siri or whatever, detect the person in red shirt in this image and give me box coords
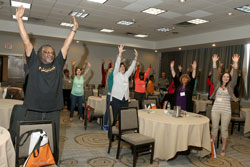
[207,71,215,98]
[134,63,151,109]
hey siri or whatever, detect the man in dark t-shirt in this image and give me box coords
[16,6,79,162]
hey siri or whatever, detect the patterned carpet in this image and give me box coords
[58,109,250,167]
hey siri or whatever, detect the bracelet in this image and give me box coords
[71,29,77,33]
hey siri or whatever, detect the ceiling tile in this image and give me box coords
[185,10,212,18]
[159,11,183,19]
[123,3,147,12]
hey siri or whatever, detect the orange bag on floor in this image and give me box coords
[21,130,55,167]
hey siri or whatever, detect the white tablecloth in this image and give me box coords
[193,99,213,113]
[0,126,15,167]
[87,96,106,115]
[0,99,23,129]
[138,109,211,160]
[241,108,250,135]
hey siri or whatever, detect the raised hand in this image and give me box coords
[219,61,223,68]
[87,62,91,68]
[149,64,152,68]
[102,59,105,64]
[72,16,79,31]
[191,60,197,70]
[118,44,125,54]
[137,61,140,66]
[212,54,219,62]
[108,59,112,65]
[232,54,240,63]
[134,49,138,59]
[178,65,182,71]
[170,61,175,68]
[16,6,25,20]
[72,60,76,66]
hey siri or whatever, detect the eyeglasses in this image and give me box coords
[43,50,54,55]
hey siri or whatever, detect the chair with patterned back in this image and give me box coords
[116,107,155,167]
[231,101,245,134]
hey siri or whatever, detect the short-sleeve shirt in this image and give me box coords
[24,48,65,112]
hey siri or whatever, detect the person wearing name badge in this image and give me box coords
[134,62,151,109]
[170,60,196,112]
[69,61,91,122]
[210,53,239,156]
[111,44,137,126]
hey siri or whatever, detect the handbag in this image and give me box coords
[19,129,55,167]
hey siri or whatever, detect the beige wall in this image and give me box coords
[0,32,160,87]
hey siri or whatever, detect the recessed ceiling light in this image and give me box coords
[134,34,148,38]
[212,43,216,47]
[87,0,107,4]
[155,50,158,53]
[179,0,186,3]
[228,12,232,16]
[187,19,208,25]
[157,27,173,32]
[117,20,134,26]
[69,11,89,18]
[12,15,28,20]
[100,29,114,33]
[178,47,182,50]
[60,22,74,27]
[235,5,250,13]
[11,1,31,9]
[76,41,80,43]
[142,8,166,15]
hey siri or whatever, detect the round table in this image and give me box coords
[241,108,250,135]
[138,109,211,160]
[0,99,23,129]
[0,126,15,167]
[87,96,106,115]
[193,99,212,113]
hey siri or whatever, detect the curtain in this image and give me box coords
[160,45,245,94]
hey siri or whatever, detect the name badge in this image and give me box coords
[217,98,223,102]
[77,84,81,88]
[180,92,185,96]
[68,80,72,83]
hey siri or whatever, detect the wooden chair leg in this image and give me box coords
[231,121,235,135]
[133,147,137,167]
[108,135,112,154]
[116,139,121,159]
[150,144,154,164]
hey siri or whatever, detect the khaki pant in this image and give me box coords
[211,111,231,139]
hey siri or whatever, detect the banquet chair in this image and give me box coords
[98,87,105,96]
[86,84,95,89]
[128,99,139,109]
[116,107,155,167]
[147,95,160,108]
[84,88,93,103]
[143,99,157,109]
[6,88,23,100]
[84,98,104,130]
[15,120,58,167]
[230,101,245,134]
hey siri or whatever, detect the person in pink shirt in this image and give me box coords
[134,63,151,109]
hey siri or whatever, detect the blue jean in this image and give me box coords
[104,94,111,125]
[70,94,83,118]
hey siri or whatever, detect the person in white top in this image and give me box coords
[111,44,138,126]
